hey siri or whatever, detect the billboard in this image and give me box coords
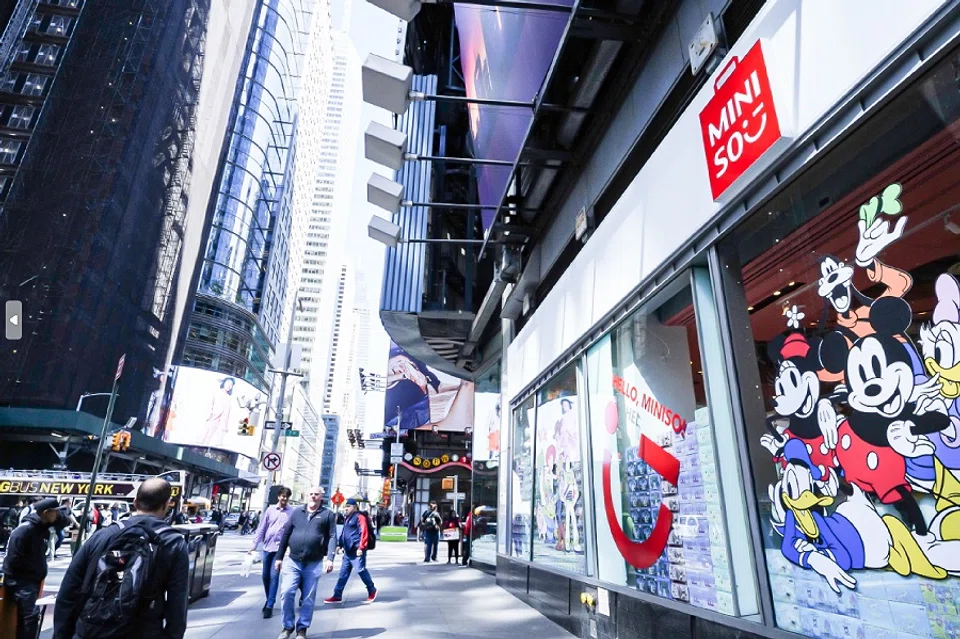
[454,2,572,229]
[161,366,266,458]
[383,342,474,433]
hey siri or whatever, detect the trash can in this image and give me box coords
[173,523,219,602]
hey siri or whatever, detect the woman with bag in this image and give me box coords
[442,510,461,564]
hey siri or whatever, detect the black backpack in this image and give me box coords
[360,512,376,550]
[79,520,173,638]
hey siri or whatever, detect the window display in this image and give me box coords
[586,285,735,614]
[511,396,535,560]
[473,362,501,566]
[733,48,960,639]
[532,365,587,574]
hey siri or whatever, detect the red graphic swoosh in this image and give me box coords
[602,434,680,569]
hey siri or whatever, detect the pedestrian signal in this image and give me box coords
[110,432,123,451]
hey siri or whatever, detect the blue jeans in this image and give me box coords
[423,530,439,561]
[333,552,376,597]
[262,550,280,608]
[279,558,323,630]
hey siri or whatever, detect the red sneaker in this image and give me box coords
[364,590,378,604]
[323,596,342,604]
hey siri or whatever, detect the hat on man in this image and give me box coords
[33,498,60,514]
[345,498,358,506]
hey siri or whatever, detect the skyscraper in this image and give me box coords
[0,0,255,425]
[181,0,324,396]
[294,30,359,391]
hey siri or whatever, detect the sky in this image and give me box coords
[330,0,402,432]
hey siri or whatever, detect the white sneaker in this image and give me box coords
[277,629,293,639]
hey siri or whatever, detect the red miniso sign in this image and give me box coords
[699,40,782,200]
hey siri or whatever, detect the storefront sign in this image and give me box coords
[699,40,782,200]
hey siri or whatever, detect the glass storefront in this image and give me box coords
[472,362,501,566]
[585,282,735,614]
[728,46,960,639]
[532,365,587,574]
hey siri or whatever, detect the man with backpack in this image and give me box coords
[3,497,61,639]
[420,501,442,562]
[53,478,190,639]
[323,498,377,605]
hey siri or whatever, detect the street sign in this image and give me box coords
[285,430,300,437]
[264,421,294,430]
[441,477,455,490]
[261,452,282,472]
[115,354,126,381]
[390,442,403,463]
[445,492,466,500]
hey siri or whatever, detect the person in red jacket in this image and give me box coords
[323,498,377,604]
[461,510,473,566]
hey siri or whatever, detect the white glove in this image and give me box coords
[887,420,936,458]
[761,433,783,456]
[855,216,906,267]
[817,399,839,450]
[807,552,857,594]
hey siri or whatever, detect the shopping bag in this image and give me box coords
[241,552,255,578]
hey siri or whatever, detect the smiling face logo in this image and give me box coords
[601,401,681,569]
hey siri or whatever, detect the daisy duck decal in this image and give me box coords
[763,183,960,597]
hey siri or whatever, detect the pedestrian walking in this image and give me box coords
[249,486,293,618]
[239,511,249,535]
[274,486,337,639]
[110,503,120,524]
[50,500,79,560]
[323,498,377,605]
[420,501,441,563]
[442,510,461,564]
[2,497,60,639]
[462,509,472,566]
[54,478,190,639]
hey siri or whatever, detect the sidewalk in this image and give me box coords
[182,536,575,639]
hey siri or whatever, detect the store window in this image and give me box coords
[472,362,501,566]
[510,396,535,560]
[586,282,735,614]
[532,364,587,574]
[730,48,960,638]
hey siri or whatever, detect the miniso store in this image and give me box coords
[501,2,960,639]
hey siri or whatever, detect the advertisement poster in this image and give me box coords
[745,179,960,639]
[511,397,535,560]
[162,366,265,458]
[586,318,735,615]
[473,390,500,462]
[533,374,586,574]
[383,342,475,432]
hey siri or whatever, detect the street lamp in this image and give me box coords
[76,392,114,412]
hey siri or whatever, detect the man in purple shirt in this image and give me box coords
[250,486,293,618]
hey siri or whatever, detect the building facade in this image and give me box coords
[180,0,319,394]
[370,0,960,637]
[0,0,260,488]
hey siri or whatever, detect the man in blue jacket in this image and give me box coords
[323,498,377,604]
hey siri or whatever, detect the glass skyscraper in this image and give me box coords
[182,0,318,392]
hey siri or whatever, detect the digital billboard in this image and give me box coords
[161,366,266,458]
[383,342,474,433]
[454,2,572,229]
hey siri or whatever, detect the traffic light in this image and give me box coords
[119,431,131,451]
[110,432,123,451]
[238,418,253,435]
[347,429,357,446]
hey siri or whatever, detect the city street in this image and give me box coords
[37,533,574,639]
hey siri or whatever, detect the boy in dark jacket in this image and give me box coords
[3,497,60,639]
[323,498,377,605]
[53,478,189,639]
